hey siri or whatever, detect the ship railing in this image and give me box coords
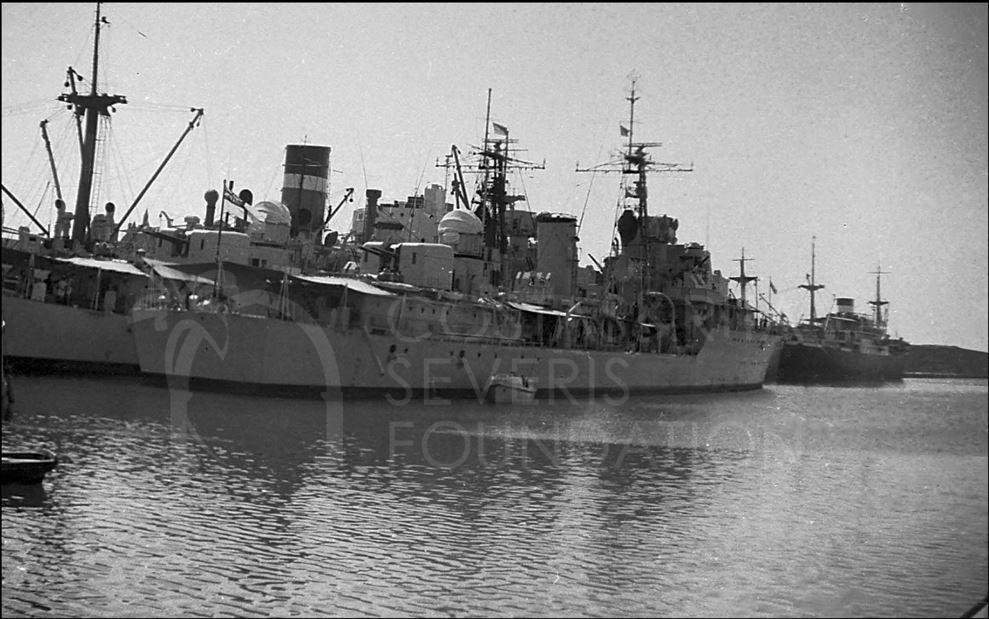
[359,324,639,352]
[363,323,523,345]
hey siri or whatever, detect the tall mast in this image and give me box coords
[59,2,127,246]
[483,88,492,157]
[481,88,494,256]
[730,248,758,309]
[868,264,890,328]
[482,88,510,262]
[627,76,637,158]
[439,90,543,285]
[575,75,691,293]
[799,236,825,322]
[626,78,649,291]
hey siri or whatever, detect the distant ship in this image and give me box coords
[777,238,909,382]
[130,81,780,399]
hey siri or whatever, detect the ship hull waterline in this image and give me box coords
[777,341,906,383]
[2,295,141,374]
[131,308,779,400]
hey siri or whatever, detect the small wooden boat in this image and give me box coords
[486,373,536,404]
[2,450,58,484]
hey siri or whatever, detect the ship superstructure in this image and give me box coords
[113,144,356,274]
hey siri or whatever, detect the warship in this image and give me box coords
[777,238,909,382]
[129,82,780,399]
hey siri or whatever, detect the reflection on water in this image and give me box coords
[1,482,47,508]
[2,376,987,617]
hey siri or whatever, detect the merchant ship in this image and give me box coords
[777,238,909,382]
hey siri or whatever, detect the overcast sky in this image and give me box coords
[3,3,986,351]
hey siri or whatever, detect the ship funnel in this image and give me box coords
[836,297,854,314]
[364,189,381,242]
[281,144,331,238]
[204,189,219,226]
[535,212,578,298]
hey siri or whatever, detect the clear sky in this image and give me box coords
[3,3,987,351]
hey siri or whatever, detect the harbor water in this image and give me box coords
[2,375,987,617]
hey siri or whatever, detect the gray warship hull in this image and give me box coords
[131,308,779,399]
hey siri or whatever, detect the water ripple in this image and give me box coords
[2,377,987,616]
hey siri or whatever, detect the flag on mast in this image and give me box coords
[769,279,778,294]
[491,122,509,136]
[620,124,630,137]
[223,185,258,223]
[223,186,245,209]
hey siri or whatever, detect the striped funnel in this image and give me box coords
[281,144,331,238]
